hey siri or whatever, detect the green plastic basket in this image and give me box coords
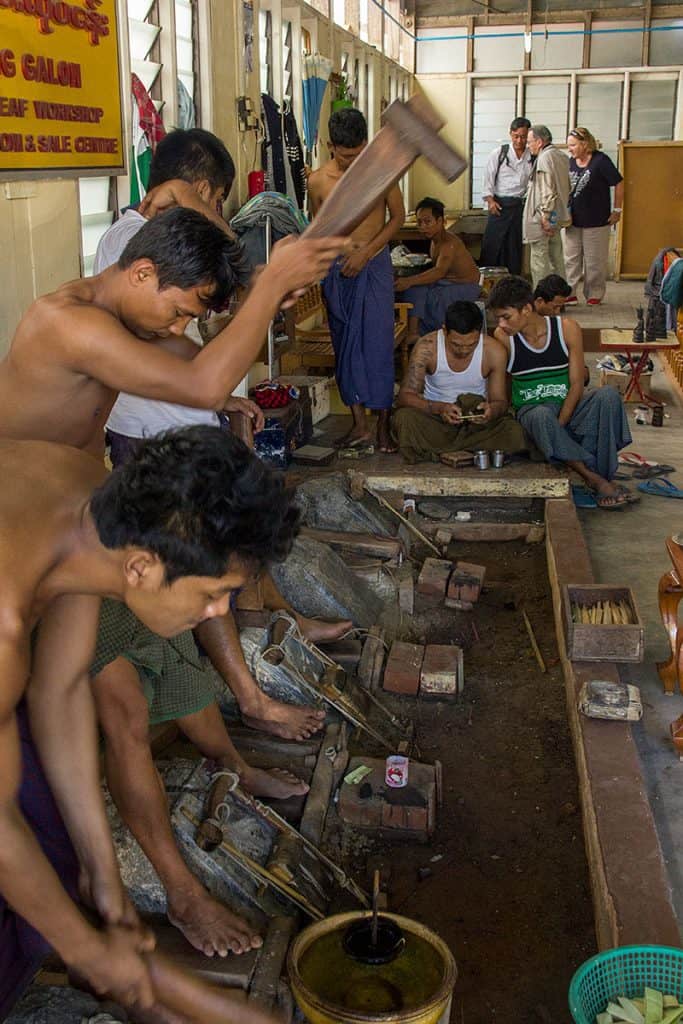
[569,946,683,1024]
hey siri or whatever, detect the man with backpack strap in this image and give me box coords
[480,117,534,276]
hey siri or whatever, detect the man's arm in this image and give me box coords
[55,235,347,410]
[0,605,154,1009]
[395,238,456,292]
[482,149,501,213]
[557,318,586,426]
[341,186,405,277]
[396,337,461,424]
[138,180,237,239]
[477,338,511,423]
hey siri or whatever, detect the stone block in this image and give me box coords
[420,644,464,699]
[416,558,453,601]
[383,641,424,695]
[446,561,486,607]
[399,575,414,614]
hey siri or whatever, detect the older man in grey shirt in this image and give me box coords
[524,124,570,286]
[480,117,534,275]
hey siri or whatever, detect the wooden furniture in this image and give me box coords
[280,282,413,375]
[615,141,683,279]
[657,536,683,694]
[599,329,679,403]
[561,583,643,663]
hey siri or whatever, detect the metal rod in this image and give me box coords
[364,486,442,557]
[265,214,275,379]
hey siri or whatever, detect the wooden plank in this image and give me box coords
[299,722,348,844]
[348,462,569,500]
[299,527,402,560]
[545,498,679,948]
[248,916,297,1010]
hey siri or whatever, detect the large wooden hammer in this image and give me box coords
[303,94,467,240]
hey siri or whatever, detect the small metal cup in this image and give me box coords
[492,449,505,468]
[474,450,490,470]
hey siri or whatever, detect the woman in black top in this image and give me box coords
[564,126,624,306]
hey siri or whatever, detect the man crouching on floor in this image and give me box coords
[0,425,299,1017]
[392,300,528,463]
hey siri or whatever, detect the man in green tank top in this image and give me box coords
[489,276,632,509]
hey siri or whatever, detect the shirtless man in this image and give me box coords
[394,197,481,343]
[308,107,404,453]
[0,426,298,1016]
[0,206,345,457]
[393,300,527,463]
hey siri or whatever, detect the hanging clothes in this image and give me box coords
[230,191,308,269]
[261,93,288,196]
[283,103,307,209]
[176,78,196,130]
[130,73,166,205]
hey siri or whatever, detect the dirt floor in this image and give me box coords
[327,537,596,1023]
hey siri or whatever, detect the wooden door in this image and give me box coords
[616,141,683,279]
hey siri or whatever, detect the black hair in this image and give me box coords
[444,301,483,335]
[416,197,445,220]
[118,207,242,308]
[510,117,531,131]
[147,128,235,194]
[329,108,367,148]
[91,426,300,584]
[534,274,572,303]
[487,275,534,311]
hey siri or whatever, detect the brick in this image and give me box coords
[399,575,414,614]
[383,641,424,695]
[381,802,430,834]
[446,561,486,606]
[435,528,452,554]
[420,644,464,699]
[416,558,453,601]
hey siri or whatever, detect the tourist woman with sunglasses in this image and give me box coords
[564,127,624,306]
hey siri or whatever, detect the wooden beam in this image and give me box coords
[466,15,475,73]
[582,12,592,71]
[642,0,652,67]
[416,6,682,28]
[545,499,679,949]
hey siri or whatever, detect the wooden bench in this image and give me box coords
[281,282,412,376]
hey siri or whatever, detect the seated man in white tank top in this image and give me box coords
[393,300,529,463]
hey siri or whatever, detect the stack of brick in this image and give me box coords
[445,561,486,611]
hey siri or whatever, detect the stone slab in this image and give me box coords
[420,644,464,699]
[383,641,424,695]
[347,461,569,500]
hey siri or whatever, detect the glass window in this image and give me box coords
[649,19,683,66]
[629,78,677,140]
[282,19,293,105]
[416,28,467,74]
[259,9,273,96]
[576,78,623,168]
[524,79,570,145]
[471,79,517,207]
[590,20,643,69]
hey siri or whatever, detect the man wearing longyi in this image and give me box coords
[0,427,299,1016]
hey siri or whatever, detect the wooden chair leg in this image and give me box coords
[656,571,683,694]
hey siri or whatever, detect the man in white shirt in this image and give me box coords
[480,117,533,276]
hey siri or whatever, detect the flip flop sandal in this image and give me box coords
[632,463,676,479]
[637,477,683,499]
[615,485,640,505]
[594,491,629,509]
[619,452,657,469]
[572,485,598,509]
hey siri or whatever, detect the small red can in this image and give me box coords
[385,755,409,788]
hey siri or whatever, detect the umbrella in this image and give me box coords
[302,53,333,156]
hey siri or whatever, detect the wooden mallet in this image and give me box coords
[303,94,467,240]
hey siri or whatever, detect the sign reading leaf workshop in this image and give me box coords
[0,0,124,177]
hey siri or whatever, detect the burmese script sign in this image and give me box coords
[0,1,125,176]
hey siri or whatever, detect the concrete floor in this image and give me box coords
[576,288,683,934]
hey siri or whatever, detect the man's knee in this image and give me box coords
[93,657,150,746]
[392,407,422,436]
[520,403,558,429]
[592,385,622,412]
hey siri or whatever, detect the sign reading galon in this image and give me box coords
[0,1,124,176]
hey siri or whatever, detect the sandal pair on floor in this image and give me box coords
[637,477,683,499]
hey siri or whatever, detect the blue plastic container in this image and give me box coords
[569,946,683,1024]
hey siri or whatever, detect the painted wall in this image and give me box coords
[411,75,469,213]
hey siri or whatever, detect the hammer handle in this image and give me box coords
[146,951,282,1024]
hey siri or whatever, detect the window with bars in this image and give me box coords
[282,20,293,105]
[79,0,198,275]
[259,9,274,96]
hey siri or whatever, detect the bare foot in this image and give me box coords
[376,414,398,454]
[167,884,262,957]
[240,765,309,799]
[593,480,628,508]
[333,426,372,448]
[242,691,325,741]
[294,613,353,644]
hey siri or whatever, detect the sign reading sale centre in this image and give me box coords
[0,1,124,176]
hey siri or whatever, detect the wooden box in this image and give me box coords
[599,369,651,398]
[562,584,644,663]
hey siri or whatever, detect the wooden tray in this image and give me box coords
[562,584,644,663]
